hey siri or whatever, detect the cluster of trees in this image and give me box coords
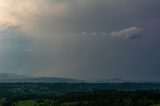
[1,83,160,106]
[57,90,160,106]
[1,90,160,106]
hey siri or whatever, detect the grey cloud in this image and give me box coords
[0,0,156,36]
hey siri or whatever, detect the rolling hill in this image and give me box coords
[0,73,84,83]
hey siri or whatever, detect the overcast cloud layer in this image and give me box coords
[0,0,160,81]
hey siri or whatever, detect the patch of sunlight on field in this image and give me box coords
[15,100,37,106]
[151,104,160,106]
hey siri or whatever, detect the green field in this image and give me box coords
[151,104,160,106]
[15,100,37,106]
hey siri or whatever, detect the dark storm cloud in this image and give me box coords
[0,0,160,81]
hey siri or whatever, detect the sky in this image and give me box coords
[0,0,160,81]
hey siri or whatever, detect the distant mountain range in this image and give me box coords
[93,78,131,83]
[0,73,84,83]
[0,73,159,83]
[90,78,160,83]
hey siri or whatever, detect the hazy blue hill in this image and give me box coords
[1,77,84,83]
[0,73,32,79]
[93,78,129,83]
[0,73,159,83]
[90,78,160,83]
[0,73,84,83]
